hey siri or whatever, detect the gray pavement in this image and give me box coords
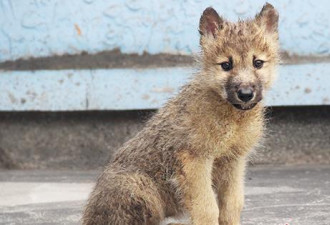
[0,166,329,225]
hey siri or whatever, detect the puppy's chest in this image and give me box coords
[211,116,264,157]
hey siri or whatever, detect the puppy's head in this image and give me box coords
[198,3,279,110]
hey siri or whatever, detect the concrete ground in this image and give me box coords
[0,165,329,225]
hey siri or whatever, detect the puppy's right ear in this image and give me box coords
[199,7,224,38]
[255,3,279,33]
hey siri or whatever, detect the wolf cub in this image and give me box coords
[83,3,279,225]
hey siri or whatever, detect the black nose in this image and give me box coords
[237,88,254,102]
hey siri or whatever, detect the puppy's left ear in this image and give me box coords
[256,3,279,33]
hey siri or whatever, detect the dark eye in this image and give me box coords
[253,59,264,69]
[220,61,233,71]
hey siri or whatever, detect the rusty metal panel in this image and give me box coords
[0,63,329,111]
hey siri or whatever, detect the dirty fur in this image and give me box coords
[82,3,279,225]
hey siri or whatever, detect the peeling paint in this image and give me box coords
[142,94,150,100]
[304,88,312,94]
[151,99,159,104]
[74,24,82,36]
[151,87,174,93]
[7,92,17,104]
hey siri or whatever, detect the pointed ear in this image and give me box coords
[199,7,224,37]
[256,3,279,33]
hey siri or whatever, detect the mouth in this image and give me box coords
[232,103,257,111]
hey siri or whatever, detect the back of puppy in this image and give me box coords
[82,3,279,225]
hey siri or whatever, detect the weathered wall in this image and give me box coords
[0,1,329,111]
[0,0,329,62]
[0,63,329,111]
[1,107,329,169]
[0,1,329,170]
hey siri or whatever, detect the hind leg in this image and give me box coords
[82,170,165,225]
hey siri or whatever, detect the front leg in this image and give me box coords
[212,156,246,225]
[176,152,219,225]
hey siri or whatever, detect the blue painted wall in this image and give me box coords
[0,0,329,111]
[0,0,329,62]
[1,63,329,111]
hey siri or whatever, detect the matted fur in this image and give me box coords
[82,3,279,225]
